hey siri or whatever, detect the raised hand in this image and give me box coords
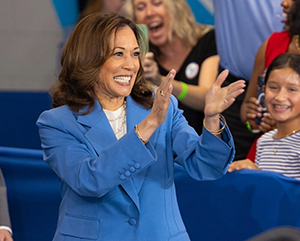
[135,69,176,142]
[204,69,245,118]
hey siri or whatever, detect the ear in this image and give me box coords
[262,85,266,93]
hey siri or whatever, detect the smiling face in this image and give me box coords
[133,0,169,47]
[265,67,300,128]
[281,0,294,26]
[95,26,140,110]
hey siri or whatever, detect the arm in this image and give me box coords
[37,111,158,198]
[143,53,219,111]
[172,55,219,111]
[240,39,267,126]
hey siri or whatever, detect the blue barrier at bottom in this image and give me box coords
[0,147,61,241]
[175,165,300,241]
[1,146,300,241]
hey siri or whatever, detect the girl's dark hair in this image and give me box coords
[51,12,153,114]
[265,53,300,84]
[287,0,300,36]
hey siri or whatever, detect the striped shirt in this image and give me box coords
[256,129,300,180]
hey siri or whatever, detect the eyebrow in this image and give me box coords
[113,46,140,51]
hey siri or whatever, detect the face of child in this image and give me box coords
[265,67,300,128]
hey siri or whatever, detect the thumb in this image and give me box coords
[145,52,154,60]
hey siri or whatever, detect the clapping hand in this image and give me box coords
[204,69,245,118]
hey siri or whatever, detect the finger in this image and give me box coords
[160,69,175,89]
[226,82,245,101]
[157,69,175,97]
[214,69,229,87]
[145,52,154,60]
[248,96,260,106]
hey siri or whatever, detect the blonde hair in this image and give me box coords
[124,0,213,47]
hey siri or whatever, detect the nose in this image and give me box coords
[145,4,155,17]
[122,55,139,71]
[275,89,287,101]
[281,0,287,8]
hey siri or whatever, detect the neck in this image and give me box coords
[98,97,125,111]
[274,123,300,139]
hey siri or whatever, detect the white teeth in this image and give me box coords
[114,76,131,83]
[149,22,161,28]
[275,105,288,110]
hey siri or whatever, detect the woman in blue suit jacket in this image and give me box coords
[37,13,245,241]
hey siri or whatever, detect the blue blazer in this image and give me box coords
[37,95,235,241]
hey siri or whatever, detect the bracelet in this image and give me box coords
[245,121,260,134]
[203,114,226,136]
[245,121,252,131]
[134,125,148,145]
[177,81,188,101]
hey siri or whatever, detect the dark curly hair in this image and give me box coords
[51,12,153,114]
[287,0,300,36]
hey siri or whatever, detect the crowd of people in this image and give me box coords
[2,0,300,240]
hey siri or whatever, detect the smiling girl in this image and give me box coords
[229,53,300,180]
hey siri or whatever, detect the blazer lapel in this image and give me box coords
[77,101,117,155]
[76,98,157,211]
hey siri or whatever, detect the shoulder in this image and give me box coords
[198,27,215,41]
[258,130,276,143]
[37,105,77,127]
[267,31,291,46]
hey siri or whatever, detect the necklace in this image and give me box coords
[272,139,280,155]
[273,129,300,139]
[294,35,300,53]
[106,102,126,136]
[272,129,300,154]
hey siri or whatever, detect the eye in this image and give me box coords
[113,51,123,57]
[132,51,140,57]
[153,0,162,6]
[268,85,278,90]
[135,3,146,11]
[289,87,298,92]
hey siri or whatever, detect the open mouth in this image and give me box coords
[274,104,289,110]
[282,12,288,23]
[148,22,163,33]
[113,76,131,84]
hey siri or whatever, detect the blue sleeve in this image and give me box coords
[169,96,235,180]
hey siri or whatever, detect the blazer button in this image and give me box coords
[134,163,141,169]
[125,171,131,177]
[129,167,136,173]
[120,174,126,180]
[128,218,137,226]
